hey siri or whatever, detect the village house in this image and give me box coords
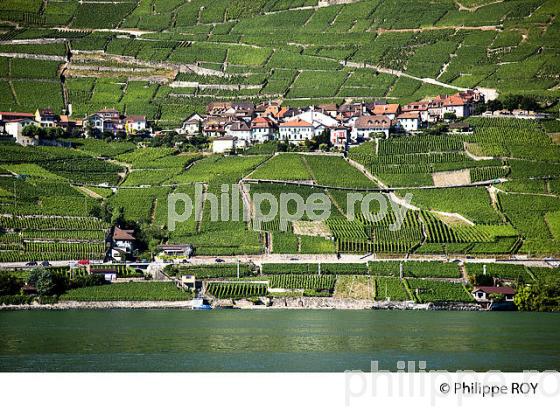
[34,108,58,128]
[338,103,363,120]
[125,115,147,134]
[4,118,40,146]
[443,95,471,118]
[330,126,350,147]
[230,102,255,122]
[279,118,314,142]
[111,227,136,262]
[352,115,392,140]
[226,121,252,142]
[396,111,421,132]
[401,101,430,122]
[292,110,340,137]
[58,115,81,131]
[179,113,204,135]
[251,116,276,142]
[207,101,232,115]
[86,108,124,135]
[371,103,400,120]
[0,111,35,122]
[318,103,338,118]
[202,116,230,137]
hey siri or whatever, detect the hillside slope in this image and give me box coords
[0,0,558,124]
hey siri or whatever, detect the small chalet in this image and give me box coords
[472,286,516,303]
[112,227,135,253]
[448,122,472,133]
[159,244,194,258]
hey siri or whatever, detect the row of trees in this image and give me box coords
[0,268,107,304]
[475,95,542,114]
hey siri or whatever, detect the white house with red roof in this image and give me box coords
[292,110,340,136]
[251,116,276,142]
[279,118,314,142]
[472,286,516,303]
[396,111,421,132]
[401,101,430,122]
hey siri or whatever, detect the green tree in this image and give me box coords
[486,99,503,111]
[29,267,67,296]
[443,112,457,121]
[0,272,22,296]
[503,95,523,111]
[514,279,560,312]
[22,124,39,137]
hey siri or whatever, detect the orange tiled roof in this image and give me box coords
[372,104,400,115]
[280,118,313,127]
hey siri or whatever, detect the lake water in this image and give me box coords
[1,310,559,372]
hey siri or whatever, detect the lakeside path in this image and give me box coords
[0,299,480,311]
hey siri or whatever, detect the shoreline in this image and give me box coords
[0,298,482,311]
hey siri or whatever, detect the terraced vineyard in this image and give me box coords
[0,1,558,120]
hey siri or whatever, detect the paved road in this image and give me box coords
[2,255,557,270]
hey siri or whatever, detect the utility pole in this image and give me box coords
[237,259,240,279]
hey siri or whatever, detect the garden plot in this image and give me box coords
[292,220,332,237]
[432,169,471,187]
[334,275,374,300]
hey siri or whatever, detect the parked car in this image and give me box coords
[25,261,38,266]
[41,261,51,267]
[215,258,225,263]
